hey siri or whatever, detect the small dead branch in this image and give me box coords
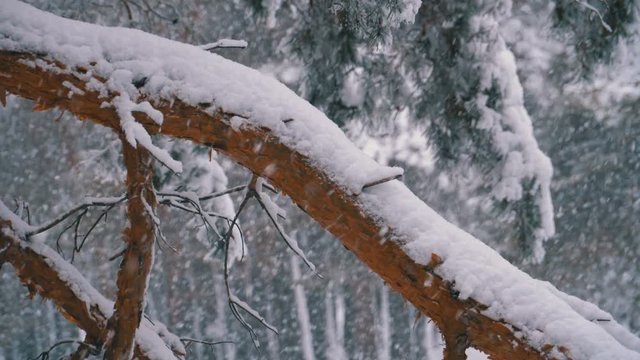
[29,339,98,360]
[199,39,248,51]
[180,338,234,351]
[250,177,316,272]
[23,195,126,261]
[157,185,256,257]
[218,175,321,348]
[26,195,126,238]
[197,185,247,201]
[157,190,225,240]
[361,173,403,191]
[222,189,269,348]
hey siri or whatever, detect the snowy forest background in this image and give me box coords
[0,0,638,359]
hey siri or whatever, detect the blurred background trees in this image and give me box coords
[0,0,638,358]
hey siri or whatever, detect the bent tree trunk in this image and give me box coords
[104,142,157,359]
[0,4,638,359]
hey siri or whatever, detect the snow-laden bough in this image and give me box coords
[0,1,638,359]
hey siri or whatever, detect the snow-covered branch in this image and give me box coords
[199,39,248,51]
[0,2,638,358]
[0,214,185,360]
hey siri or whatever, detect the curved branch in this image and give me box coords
[0,50,544,359]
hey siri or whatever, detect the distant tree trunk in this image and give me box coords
[325,283,347,360]
[376,284,391,360]
[408,308,419,359]
[213,272,237,360]
[266,301,281,360]
[290,255,315,360]
[353,277,376,360]
[423,320,443,359]
[187,264,205,359]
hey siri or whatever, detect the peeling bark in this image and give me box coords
[104,140,157,359]
[0,51,557,359]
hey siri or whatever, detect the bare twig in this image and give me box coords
[197,185,247,201]
[22,196,126,260]
[119,0,133,20]
[26,195,126,237]
[54,208,86,260]
[140,0,176,21]
[222,191,268,348]
[29,340,98,360]
[157,191,224,240]
[71,202,118,261]
[217,175,323,348]
[69,335,101,360]
[142,190,177,254]
[361,174,403,191]
[24,202,31,225]
[252,182,316,272]
[180,338,234,351]
[108,247,127,261]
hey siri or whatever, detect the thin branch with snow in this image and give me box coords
[251,177,316,272]
[199,39,248,51]
[222,191,269,348]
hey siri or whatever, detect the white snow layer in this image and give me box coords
[396,0,422,24]
[0,0,401,195]
[0,2,638,359]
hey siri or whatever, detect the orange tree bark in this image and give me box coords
[103,141,157,359]
[0,51,555,359]
[0,221,183,359]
